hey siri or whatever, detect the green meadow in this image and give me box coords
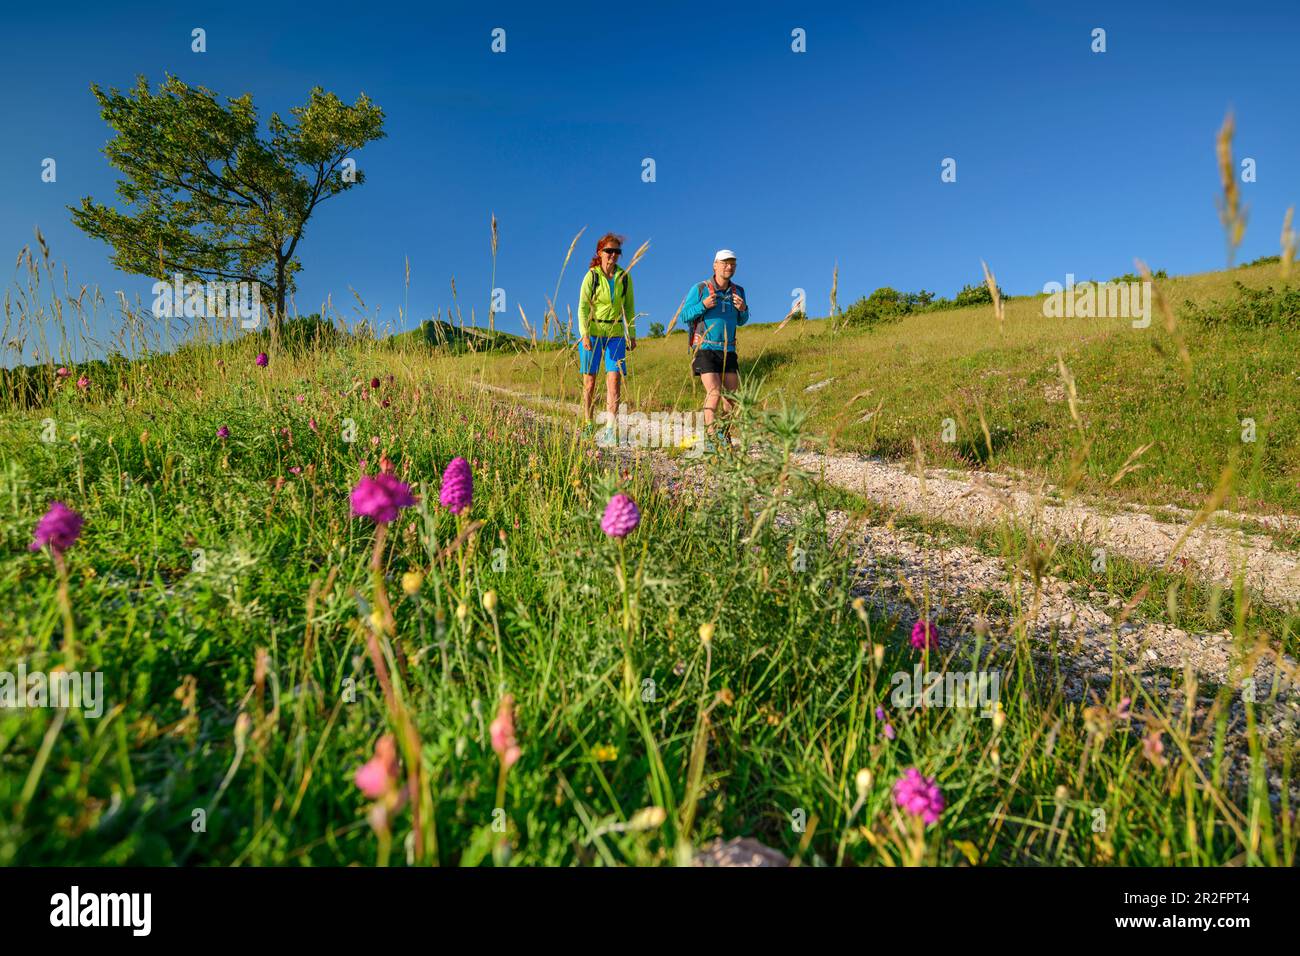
[1,274,1295,863]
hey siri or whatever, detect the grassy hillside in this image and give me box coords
[385,319,540,355]
[447,261,1300,513]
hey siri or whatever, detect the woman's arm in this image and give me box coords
[623,273,636,341]
[577,271,594,339]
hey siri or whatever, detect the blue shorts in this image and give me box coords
[579,335,628,375]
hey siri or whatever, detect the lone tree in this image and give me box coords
[71,74,385,338]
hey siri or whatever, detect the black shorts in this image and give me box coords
[691,348,739,376]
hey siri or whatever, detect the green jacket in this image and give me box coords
[578,266,634,339]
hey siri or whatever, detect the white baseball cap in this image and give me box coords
[714,249,737,261]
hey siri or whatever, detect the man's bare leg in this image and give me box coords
[700,371,722,429]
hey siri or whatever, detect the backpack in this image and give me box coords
[688,279,745,351]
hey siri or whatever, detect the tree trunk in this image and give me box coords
[272,259,287,350]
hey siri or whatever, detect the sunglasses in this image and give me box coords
[602,248,622,255]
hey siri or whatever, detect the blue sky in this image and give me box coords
[2,0,1298,363]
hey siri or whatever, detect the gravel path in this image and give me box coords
[797,452,1300,608]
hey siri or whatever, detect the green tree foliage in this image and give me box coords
[70,74,385,336]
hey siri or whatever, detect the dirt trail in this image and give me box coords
[475,381,1300,606]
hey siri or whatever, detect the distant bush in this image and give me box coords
[1181,281,1300,331]
[829,279,1002,328]
[953,282,1005,308]
[1110,268,1166,283]
[841,287,908,329]
[648,322,665,337]
[1240,255,1281,268]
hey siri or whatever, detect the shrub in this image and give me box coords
[841,288,906,329]
[1180,280,1300,330]
[1110,268,1166,283]
[953,282,1004,308]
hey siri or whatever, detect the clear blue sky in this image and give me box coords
[2,0,1298,363]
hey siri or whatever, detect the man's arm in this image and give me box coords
[681,284,705,324]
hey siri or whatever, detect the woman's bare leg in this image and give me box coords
[606,371,621,423]
[582,373,598,422]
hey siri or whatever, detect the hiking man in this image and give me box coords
[680,249,748,431]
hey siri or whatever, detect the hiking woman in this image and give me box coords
[680,249,748,429]
[578,232,636,441]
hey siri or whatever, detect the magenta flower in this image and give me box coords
[56,366,70,379]
[309,418,318,433]
[289,466,302,475]
[439,457,473,515]
[370,377,381,390]
[911,619,938,652]
[76,376,90,391]
[601,493,640,538]
[217,425,230,439]
[490,694,522,769]
[295,394,305,403]
[893,768,945,825]
[354,734,399,799]
[29,501,84,555]
[351,473,416,524]
[255,352,268,367]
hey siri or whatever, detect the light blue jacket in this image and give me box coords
[681,279,749,352]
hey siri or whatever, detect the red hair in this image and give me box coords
[588,232,626,270]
